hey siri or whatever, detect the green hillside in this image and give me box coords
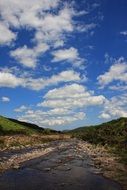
[8,118,45,132]
[0,116,65,150]
[70,117,127,145]
[0,115,59,135]
[70,117,127,162]
[0,115,45,135]
[8,118,60,134]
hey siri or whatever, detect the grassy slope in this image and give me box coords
[70,117,127,163]
[8,118,60,134]
[8,118,44,131]
[0,116,43,135]
[0,116,69,150]
[0,116,59,135]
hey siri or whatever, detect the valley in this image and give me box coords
[0,116,127,190]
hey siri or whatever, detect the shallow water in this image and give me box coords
[0,140,122,190]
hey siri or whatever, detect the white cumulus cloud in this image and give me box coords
[120,31,127,36]
[1,96,10,102]
[10,44,49,68]
[38,83,106,109]
[18,110,86,127]
[52,47,85,68]
[99,94,127,120]
[0,70,82,90]
[98,57,127,88]
[0,22,16,45]
[0,0,95,68]
[14,105,28,112]
[18,83,105,127]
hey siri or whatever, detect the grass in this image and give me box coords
[0,115,60,136]
[69,117,127,163]
[0,115,70,150]
[0,134,71,150]
[0,116,39,135]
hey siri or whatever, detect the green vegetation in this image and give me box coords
[1,115,127,163]
[0,116,34,135]
[0,115,58,136]
[70,117,127,163]
[0,115,64,149]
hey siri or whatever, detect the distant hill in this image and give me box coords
[70,117,127,147]
[0,115,58,135]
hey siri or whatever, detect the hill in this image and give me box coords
[0,115,58,135]
[70,117,127,145]
[8,118,45,132]
[70,117,127,163]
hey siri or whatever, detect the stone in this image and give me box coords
[66,167,71,171]
[13,165,20,169]
[60,183,65,186]
[43,168,51,171]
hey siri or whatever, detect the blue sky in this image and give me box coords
[0,0,127,130]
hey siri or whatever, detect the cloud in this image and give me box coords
[0,0,59,28]
[0,0,96,68]
[109,84,127,91]
[0,1,75,67]
[19,110,86,127]
[0,22,16,45]
[120,31,127,36]
[52,47,85,68]
[34,7,74,45]
[99,113,110,119]
[38,83,106,109]
[10,44,49,68]
[46,108,72,115]
[25,70,82,91]
[18,83,105,127]
[43,65,52,72]
[104,53,114,64]
[1,96,10,102]
[14,105,28,112]
[76,23,96,32]
[99,94,127,119]
[73,10,89,16]
[97,57,127,88]
[0,70,82,90]
[0,72,24,88]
